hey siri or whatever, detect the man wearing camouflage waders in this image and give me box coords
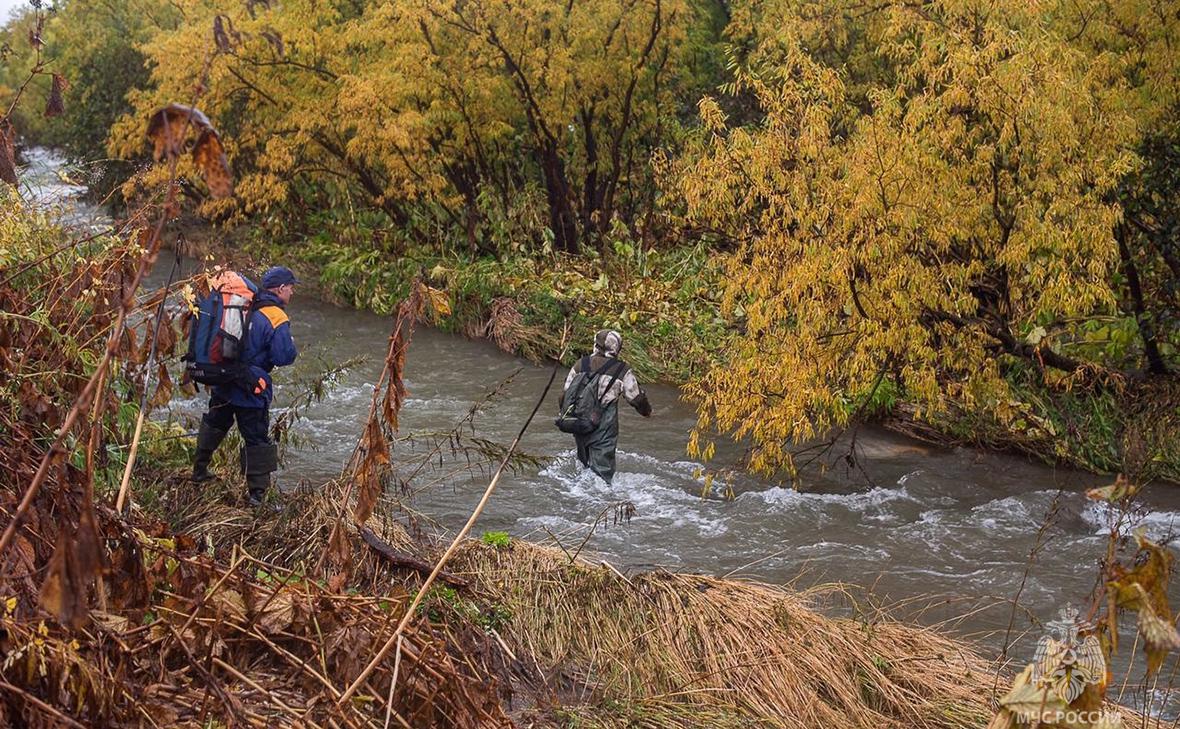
[557,329,652,484]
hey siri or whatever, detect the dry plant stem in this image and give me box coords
[568,501,628,563]
[383,636,407,729]
[212,657,320,728]
[0,207,164,556]
[541,525,574,562]
[173,544,244,640]
[991,486,1064,699]
[166,623,242,723]
[0,679,88,729]
[116,254,180,512]
[0,227,117,288]
[1,6,46,122]
[400,369,522,489]
[336,356,564,707]
[317,306,410,578]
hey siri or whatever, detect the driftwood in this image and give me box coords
[358,526,468,588]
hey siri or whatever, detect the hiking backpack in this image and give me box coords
[183,270,258,386]
[555,356,626,435]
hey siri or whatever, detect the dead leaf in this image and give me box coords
[424,284,452,318]
[119,326,139,363]
[91,611,130,634]
[998,664,1067,722]
[210,588,247,620]
[257,590,294,634]
[146,103,235,197]
[985,708,1015,729]
[0,123,17,185]
[193,128,233,198]
[1085,475,1140,503]
[246,0,272,19]
[260,28,284,57]
[212,15,236,53]
[18,380,56,427]
[147,104,207,161]
[155,315,176,357]
[72,494,104,587]
[40,536,87,628]
[149,363,173,409]
[44,73,67,118]
[325,522,352,575]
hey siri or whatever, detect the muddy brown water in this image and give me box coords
[24,147,1180,716]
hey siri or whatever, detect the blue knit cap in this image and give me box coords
[261,265,300,289]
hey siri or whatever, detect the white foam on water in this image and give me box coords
[747,485,916,510]
[970,495,1040,531]
[1081,501,1180,541]
[900,494,1052,547]
[898,469,923,485]
[887,565,1000,580]
[538,450,728,538]
[318,383,375,402]
[404,396,468,409]
[795,541,891,561]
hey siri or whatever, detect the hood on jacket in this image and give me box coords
[593,329,622,358]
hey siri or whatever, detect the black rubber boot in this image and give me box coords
[246,473,271,507]
[242,443,279,508]
[191,423,228,482]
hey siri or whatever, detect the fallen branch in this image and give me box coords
[358,526,468,588]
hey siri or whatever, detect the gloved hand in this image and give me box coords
[253,377,268,395]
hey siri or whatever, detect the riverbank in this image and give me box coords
[162,476,1001,728]
[218,223,1180,485]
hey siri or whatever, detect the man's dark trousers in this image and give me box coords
[192,394,277,505]
[202,394,270,446]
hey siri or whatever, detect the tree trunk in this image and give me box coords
[580,106,604,248]
[540,143,579,253]
[1118,223,1168,375]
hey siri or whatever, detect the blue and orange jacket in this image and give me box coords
[213,289,298,408]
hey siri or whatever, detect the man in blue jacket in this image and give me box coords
[191,266,300,506]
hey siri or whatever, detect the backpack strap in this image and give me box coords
[597,359,626,403]
[570,356,616,404]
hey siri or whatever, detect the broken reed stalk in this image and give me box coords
[115,253,180,513]
[334,293,414,509]
[336,355,564,706]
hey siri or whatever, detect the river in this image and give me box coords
[21,147,1180,716]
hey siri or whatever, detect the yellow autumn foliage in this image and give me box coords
[109,0,705,251]
[679,0,1178,475]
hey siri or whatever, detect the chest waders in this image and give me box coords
[575,399,620,484]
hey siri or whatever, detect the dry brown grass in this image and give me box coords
[453,539,996,729]
[169,478,1000,728]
